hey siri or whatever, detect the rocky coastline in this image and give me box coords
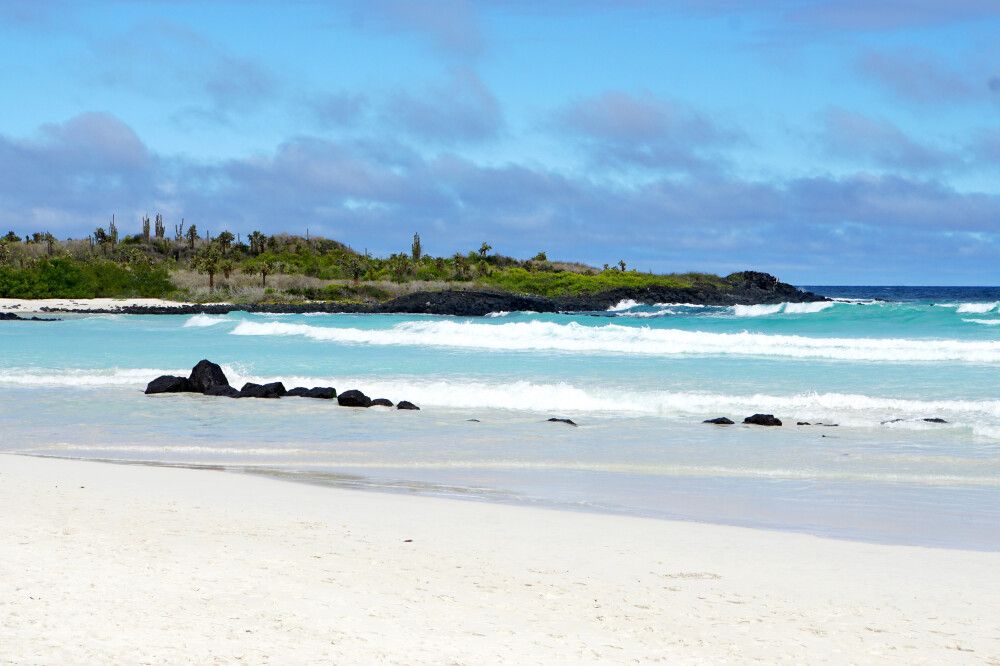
[32,271,826,317]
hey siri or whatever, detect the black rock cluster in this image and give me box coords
[144,359,420,410]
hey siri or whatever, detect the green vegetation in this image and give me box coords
[0,257,172,299]
[0,218,731,303]
[480,267,727,298]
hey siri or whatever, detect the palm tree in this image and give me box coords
[217,230,235,254]
[186,224,200,250]
[248,230,267,256]
[193,245,222,291]
[243,258,276,288]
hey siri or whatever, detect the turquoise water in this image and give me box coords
[3,288,1000,550]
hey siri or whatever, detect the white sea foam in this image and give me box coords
[732,302,834,316]
[782,301,835,314]
[956,302,999,314]
[229,319,1000,363]
[963,318,1000,326]
[6,366,1000,438]
[0,367,190,387]
[182,314,232,328]
[829,297,880,305]
[616,308,675,318]
[731,304,784,317]
[607,299,639,311]
[485,311,510,318]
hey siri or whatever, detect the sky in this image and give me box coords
[0,1,998,284]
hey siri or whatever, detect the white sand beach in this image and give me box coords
[0,298,195,314]
[2,455,998,664]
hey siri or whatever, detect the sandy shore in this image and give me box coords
[0,298,196,314]
[2,456,998,664]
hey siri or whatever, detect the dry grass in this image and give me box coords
[169,270,487,303]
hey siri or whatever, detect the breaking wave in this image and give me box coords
[957,302,999,314]
[182,314,232,327]
[229,319,1000,363]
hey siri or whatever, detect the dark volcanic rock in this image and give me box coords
[703,417,735,425]
[743,413,782,426]
[397,400,420,410]
[145,375,193,394]
[189,359,229,393]
[378,290,557,317]
[557,271,826,311]
[205,385,241,398]
[923,417,948,423]
[797,421,811,426]
[370,398,394,407]
[305,386,336,399]
[0,312,60,321]
[286,387,310,397]
[338,389,372,407]
[240,382,286,399]
[881,418,904,425]
[547,417,577,426]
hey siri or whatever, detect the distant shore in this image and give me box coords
[2,454,997,663]
[0,271,825,317]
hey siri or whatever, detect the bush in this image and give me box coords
[0,257,173,298]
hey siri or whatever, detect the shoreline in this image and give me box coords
[14,451,1000,554]
[0,273,826,317]
[3,454,999,663]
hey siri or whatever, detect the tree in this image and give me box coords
[618,259,627,272]
[389,253,410,283]
[217,230,235,253]
[3,231,19,243]
[154,214,165,239]
[42,232,56,256]
[347,256,366,284]
[220,259,235,280]
[193,245,222,291]
[453,253,470,280]
[411,232,422,262]
[244,258,276,288]
[478,241,492,258]
[248,230,267,256]
[532,251,547,261]
[142,215,151,242]
[185,224,199,250]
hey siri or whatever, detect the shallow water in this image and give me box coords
[2,286,1000,550]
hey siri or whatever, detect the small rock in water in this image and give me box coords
[923,417,948,423]
[286,386,336,399]
[338,389,372,407]
[397,400,420,410]
[370,398,394,407]
[144,375,193,394]
[547,417,577,426]
[881,418,904,425]
[743,414,782,426]
[797,421,811,426]
[703,417,734,425]
[240,382,287,399]
[205,385,241,398]
[467,418,480,422]
[189,359,229,394]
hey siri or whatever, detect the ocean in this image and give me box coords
[3,286,1000,550]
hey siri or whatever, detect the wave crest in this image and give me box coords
[229,319,1000,363]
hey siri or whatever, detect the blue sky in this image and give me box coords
[0,1,998,283]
